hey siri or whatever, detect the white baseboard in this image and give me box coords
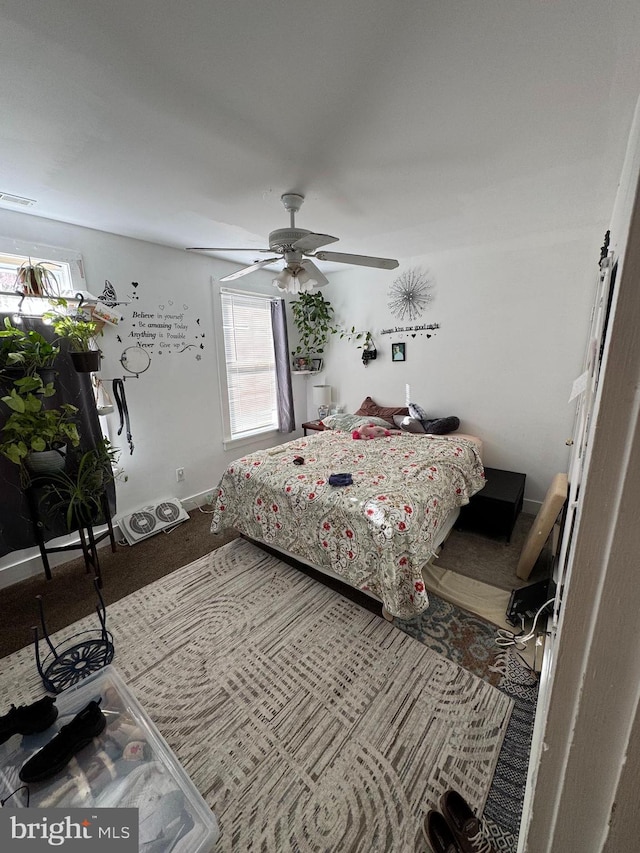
[0,489,216,590]
[523,498,542,516]
[180,488,216,512]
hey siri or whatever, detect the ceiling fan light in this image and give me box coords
[296,268,318,291]
[272,269,293,291]
[272,267,318,294]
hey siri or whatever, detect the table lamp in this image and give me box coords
[312,384,332,419]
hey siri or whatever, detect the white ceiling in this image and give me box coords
[1,0,640,268]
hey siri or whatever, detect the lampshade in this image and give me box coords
[272,269,291,290]
[312,384,332,406]
[272,267,318,294]
[296,268,317,288]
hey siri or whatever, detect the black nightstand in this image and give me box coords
[302,420,326,436]
[457,467,526,542]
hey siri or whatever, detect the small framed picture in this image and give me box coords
[392,342,406,362]
[311,358,323,372]
[294,356,312,371]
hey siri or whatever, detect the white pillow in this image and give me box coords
[321,413,393,432]
[408,402,429,423]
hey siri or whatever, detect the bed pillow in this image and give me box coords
[424,416,460,435]
[393,415,426,434]
[321,413,394,432]
[354,396,409,427]
[408,401,429,423]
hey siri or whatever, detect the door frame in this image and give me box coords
[519,101,640,852]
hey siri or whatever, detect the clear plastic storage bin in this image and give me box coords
[0,665,219,852]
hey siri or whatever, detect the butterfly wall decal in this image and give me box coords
[99,280,118,307]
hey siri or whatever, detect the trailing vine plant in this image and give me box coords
[289,291,375,367]
[339,327,372,349]
[290,292,338,362]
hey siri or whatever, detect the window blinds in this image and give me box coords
[221,290,278,440]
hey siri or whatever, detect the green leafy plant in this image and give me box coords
[339,327,373,349]
[0,376,80,477]
[0,318,60,376]
[290,292,338,363]
[41,439,127,530]
[16,260,60,297]
[45,300,100,352]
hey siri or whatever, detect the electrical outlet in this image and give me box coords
[176,467,185,482]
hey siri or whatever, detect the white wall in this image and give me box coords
[0,209,310,582]
[0,207,600,583]
[318,226,600,505]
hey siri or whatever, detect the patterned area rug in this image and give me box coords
[481,650,539,852]
[395,603,538,853]
[394,596,503,686]
[0,538,513,853]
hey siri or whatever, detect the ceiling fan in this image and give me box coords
[187,193,399,293]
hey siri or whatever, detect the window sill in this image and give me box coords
[222,429,279,453]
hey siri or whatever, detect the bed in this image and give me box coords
[210,419,485,619]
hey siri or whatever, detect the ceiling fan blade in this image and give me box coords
[186,247,272,253]
[299,259,330,287]
[314,251,399,270]
[219,258,281,281]
[292,232,339,253]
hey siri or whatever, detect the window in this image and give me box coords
[0,239,86,315]
[220,289,278,443]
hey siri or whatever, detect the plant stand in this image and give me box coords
[25,486,117,587]
[32,577,115,693]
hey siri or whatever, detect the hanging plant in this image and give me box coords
[338,327,377,366]
[44,299,103,372]
[45,302,100,352]
[290,292,338,366]
[0,318,60,379]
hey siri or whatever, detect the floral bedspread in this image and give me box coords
[210,431,485,618]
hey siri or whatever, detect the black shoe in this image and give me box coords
[423,809,462,853]
[0,696,58,744]
[19,699,106,784]
[439,790,495,853]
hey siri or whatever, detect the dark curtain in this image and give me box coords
[271,299,295,433]
[0,314,115,559]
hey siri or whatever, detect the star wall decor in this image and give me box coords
[387,267,435,322]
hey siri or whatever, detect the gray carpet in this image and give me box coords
[436,513,552,592]
[0,538,513,853]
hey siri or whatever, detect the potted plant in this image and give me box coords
[15,260,60,297]
[40,439,126,531]
[338,327,377,366]
[0,318,60,382]
[0,376,80,485]
[290,292,337,369]
[45,301,102,372]
[360,331,377,366]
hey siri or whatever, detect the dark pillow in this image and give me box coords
[407,400,459,435]
[393,414,426,433]
[355,396,409,427]
[423,416,460,435]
